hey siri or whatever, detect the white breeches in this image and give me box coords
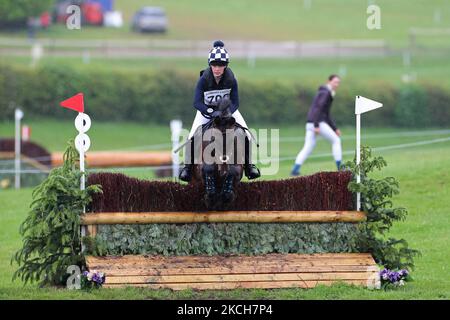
[294,122,342,165]
[188,110,249,138]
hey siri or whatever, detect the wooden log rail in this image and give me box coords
[81,211,366,225]
[51,151,172,168]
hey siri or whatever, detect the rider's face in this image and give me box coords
[210,64,226,77]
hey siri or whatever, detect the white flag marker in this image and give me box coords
[355,95,383,115]
[355,96,383,211]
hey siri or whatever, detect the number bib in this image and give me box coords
[203,89,231,107]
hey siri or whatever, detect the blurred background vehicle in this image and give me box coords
[82,1,103,26]
[131,6,168,33]
[103,10,123,28]
[54,0,118,26]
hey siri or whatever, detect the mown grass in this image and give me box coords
[0,123,449,299]
[1,0,450,48]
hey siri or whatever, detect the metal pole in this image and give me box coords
[14,109,23,189]
[80,149,85,191]
[76,112,88,252]
[79,126,86,252]
[356,113,361,211]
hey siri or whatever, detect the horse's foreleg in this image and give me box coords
[202,164,216,209]
[221,173,235,205]
[221,165,240,206]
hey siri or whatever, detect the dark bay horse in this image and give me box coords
[190,99,249,210]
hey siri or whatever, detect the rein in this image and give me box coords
[201,119,259,148]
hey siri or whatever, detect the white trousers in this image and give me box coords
[294,122,342,165]
[188,110,249,138]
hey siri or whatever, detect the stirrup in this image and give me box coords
[179,165,192,182]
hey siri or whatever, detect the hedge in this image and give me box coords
[1,64,448,127]
[87,171,353,212]
[84,171,357,256]
[87,222,360,256]
[0,138,51,166]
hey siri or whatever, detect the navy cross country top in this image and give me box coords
[193,67,239,116]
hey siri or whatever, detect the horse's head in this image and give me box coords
[213,98,235,127]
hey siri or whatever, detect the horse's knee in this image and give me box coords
[202,164,215,175]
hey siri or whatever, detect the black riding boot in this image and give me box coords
[244,164,260,179]
[244,136,261,180]
[179,137,194,182]
[179,164,192,182]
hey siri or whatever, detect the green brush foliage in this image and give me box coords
[87,222,361,256]
[345,146,420,270]
[12,140,102,286]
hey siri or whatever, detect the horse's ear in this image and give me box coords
[218,98,231,111]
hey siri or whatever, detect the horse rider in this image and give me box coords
[179,40,261,182]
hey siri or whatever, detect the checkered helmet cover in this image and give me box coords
[208,46,229,64]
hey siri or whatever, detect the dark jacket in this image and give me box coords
[193,67,239,115]
[306,85,337,131]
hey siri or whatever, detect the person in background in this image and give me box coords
[291,75,342,176]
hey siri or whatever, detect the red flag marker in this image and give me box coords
[60,93,84,113]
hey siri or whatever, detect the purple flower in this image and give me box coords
[380,268,410,287]
[399,269,409,277]
[87,271,105,285]
[389,271,401,282]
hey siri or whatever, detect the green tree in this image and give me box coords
[0,0,54,26]
[12,140,101,286]
[345,146,420,270]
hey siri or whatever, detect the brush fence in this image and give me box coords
[82,172,380,290]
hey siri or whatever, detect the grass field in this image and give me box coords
[1,0,449,301]
[3,1,450,88]
[2,0,450,48]
[0,122,449,299]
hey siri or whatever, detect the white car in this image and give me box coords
[131,7,167,33]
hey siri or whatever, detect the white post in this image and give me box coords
[14,109,24,189]
[356,113,361,211]
[79,148,85,191]
[74,112,91,252]
[403,51,411,67]
[304,0,312,10]
[79,123,86,253]
[170,120,183,179]
[247,52,256,68]
[75,112,91,191]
